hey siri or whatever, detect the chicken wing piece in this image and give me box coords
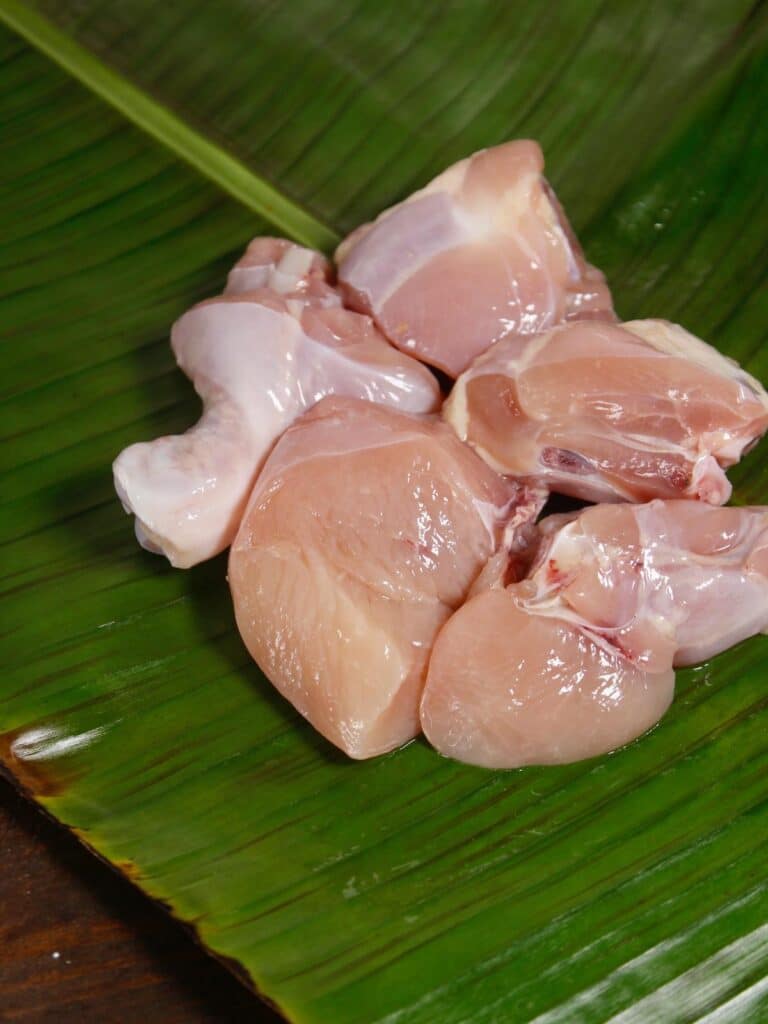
[421,501,768,768]
[444,318,768,504]
[336,140,613,377]
[229,397,545,759]
[113,286,440,568]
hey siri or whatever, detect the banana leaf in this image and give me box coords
[1,1,767,1020]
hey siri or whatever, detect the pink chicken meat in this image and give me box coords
[113,240,440,569]
[229,397,544,759]
[111,140,768,771]
[421,501,768,769]
[445,318,768,504]
[336,140,614,377]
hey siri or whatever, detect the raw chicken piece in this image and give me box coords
[445,318,768,504]
[336,140,613,377]
[229,397,545,759]
[225,237,339,305]
[421,500,768,769]
[524,501,768,669]
[422,590,675,770]
[113,287,441,568]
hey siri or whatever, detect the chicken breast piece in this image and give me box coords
[113,280,441,568]
[445,318,768,504]
[229,397,544,759]
[335,140,613,377]
[421,500,768,769]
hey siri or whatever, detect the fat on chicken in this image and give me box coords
[113,243,440,568]
[224,236,339,304]
[444,318,768,504]
[336,140,613,377]
[229,397,545,759]
[421,501,768,769]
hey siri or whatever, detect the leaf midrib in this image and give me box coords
[0,0,341,252]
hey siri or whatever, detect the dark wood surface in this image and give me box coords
[0,775,282,1023]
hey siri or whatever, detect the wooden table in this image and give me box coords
[0,775,281,1022]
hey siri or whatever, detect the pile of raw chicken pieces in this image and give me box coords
[114,141,768,769]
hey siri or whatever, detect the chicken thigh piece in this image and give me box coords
[445,318,768,504]
[113,289,441,568]
[524,501,768,669]
[229,397,545,759]
[421,500,768,769]
[335,140,614,377]
[422,590,676,770]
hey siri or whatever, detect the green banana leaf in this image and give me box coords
[2,0,768,1020]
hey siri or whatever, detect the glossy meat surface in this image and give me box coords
[229,397,543,758]
[422,589,675,769]
[336,141,613,377]
[524,501,768,669]
[113,244,440,568]
[445,318,768,503]
[421,501,768,768]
